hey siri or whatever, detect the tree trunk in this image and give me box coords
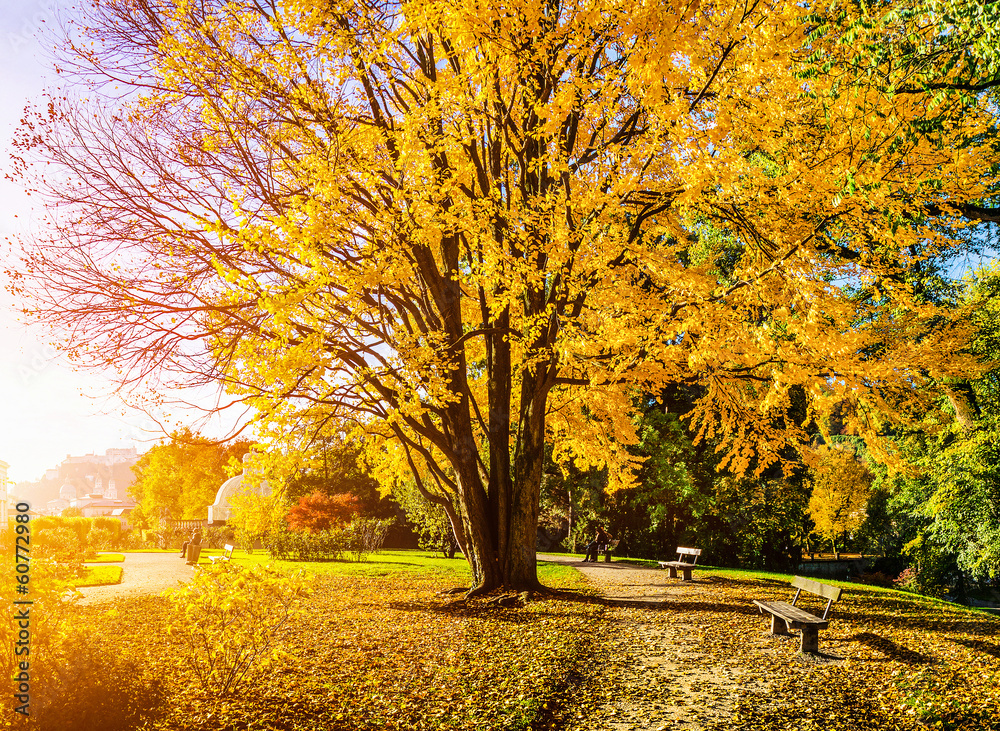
[486,307,513,589]
[944,382,979,432]
[568,485,575,552]
[504,369,547,591]
[460,363,548,594]
[455,458,503,594]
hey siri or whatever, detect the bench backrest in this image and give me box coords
[223,543,235,554]
[675,547,701,565]
[790,576,842,619]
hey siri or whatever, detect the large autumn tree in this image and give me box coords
[11,0,1000,591]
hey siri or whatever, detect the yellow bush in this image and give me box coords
[163,562,313,695]
[0,533,80,725]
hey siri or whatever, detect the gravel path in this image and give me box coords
[539,554,768,731]
[77,552,196,605]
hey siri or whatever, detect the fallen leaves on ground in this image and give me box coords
[54,567,1000,731]
[549,570,1000,731]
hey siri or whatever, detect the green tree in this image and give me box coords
[602,403,709,561]
[863,265,1000,596]
[603,389,811,569]
[394,479,462,558]
[228,490,288,555]
[284,435,395,518]
[536,441,607,554]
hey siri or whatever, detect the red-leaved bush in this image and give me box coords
[285,492,361,533]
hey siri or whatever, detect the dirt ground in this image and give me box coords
[77,551,777,729]
[540,554,777,731]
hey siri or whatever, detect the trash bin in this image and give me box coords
[186,544,203,564]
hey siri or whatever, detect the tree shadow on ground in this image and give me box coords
[388,598,597,625]
[848,632,936,664]
[950,637,1000,659]
[843,603,998,636]
[794,648,846,664]
[388,585,761,622]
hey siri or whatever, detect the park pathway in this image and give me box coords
[77,552,195,605]
[538,554,771,731]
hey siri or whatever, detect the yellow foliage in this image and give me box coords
[16,0,998,588]
[0,520,92,726]
[162,562,314,695]
[807,445,873,549]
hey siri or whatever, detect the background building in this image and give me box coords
[14,447,139,516]
[208,472,271,524]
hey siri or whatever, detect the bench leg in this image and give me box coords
[667,566,678,579]
[603,551,611,563]
[799,626,819,654]
[770,615,791,636]
[680,567,692,581]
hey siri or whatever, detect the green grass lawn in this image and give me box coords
[192,547,471,575]
[85,552,126,563]
[694,564,999,617]
[189,548,578,587]
[72,564,123,587]
[175,546,998,622]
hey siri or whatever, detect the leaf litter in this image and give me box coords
[60,559,1000,731]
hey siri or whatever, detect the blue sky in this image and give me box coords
[1,2,244,486]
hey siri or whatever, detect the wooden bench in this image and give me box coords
[601,539,620,563]
[185,544,203,565]
[753,576,842,654]
[658,547,701,581]
[209,544,235,564]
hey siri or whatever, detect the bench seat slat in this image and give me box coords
[658,560,694,569]
[753,600,829,629]
[209,543,235,564]
[790,576,842,602]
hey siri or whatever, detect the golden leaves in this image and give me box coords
[20,0,1000,584]
[807,444,873,546]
